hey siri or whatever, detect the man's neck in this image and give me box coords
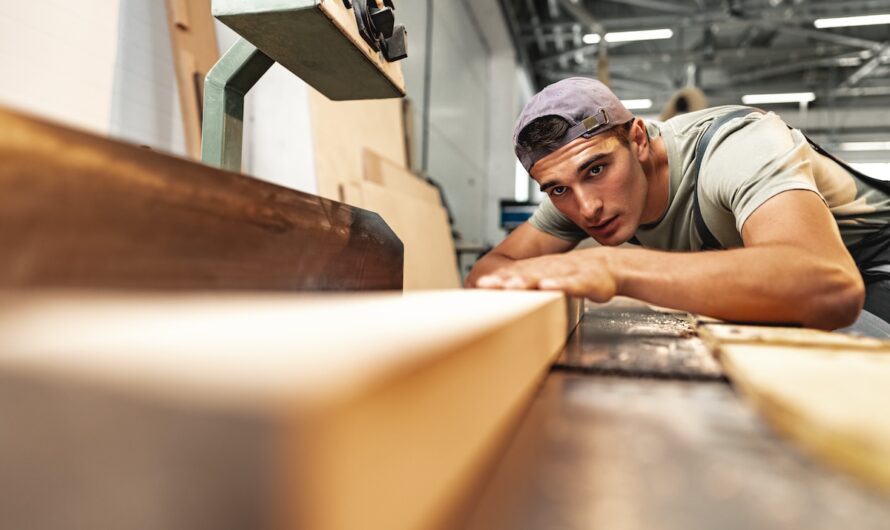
[639,135,670,225]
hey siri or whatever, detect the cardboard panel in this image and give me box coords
[343,180,460,289]
[310,92,407,202]
[362,148,441,205]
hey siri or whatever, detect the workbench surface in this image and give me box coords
[463,301,890,530]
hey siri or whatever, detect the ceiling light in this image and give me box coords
[605,29,674,43]
[839,141,890,152]
[741,92,816,104]
[582,29,673,45]
[814,14,890,29]
[621,99,653,110]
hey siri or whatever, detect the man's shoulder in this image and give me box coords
[663,105,762,132]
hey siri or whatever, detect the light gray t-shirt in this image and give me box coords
[529,106,890,250]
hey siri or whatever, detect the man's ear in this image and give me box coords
[630,118,649,161]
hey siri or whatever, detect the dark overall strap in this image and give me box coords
[801,134,890,281]
[691,108,890,283]
[691,108,763,250]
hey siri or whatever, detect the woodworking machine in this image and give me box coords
[203,0,409,171]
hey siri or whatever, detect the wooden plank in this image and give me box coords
[701,323,889,351]
[165,0,219,159]
[702,324,890,496]
[343,180,460,289]
[0,289,570,530]
[362,148,441,205]
[310,92,407,202]
[0,106,402,291]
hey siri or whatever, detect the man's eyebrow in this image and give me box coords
[539,180,561,193]
[577,153,608,172]
[538,152,610,192]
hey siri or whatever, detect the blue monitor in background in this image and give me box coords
[499,200,538,232]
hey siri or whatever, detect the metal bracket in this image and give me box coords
[200,38,274,171]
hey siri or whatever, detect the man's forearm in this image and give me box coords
[604,245,864,329]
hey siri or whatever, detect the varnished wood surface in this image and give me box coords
[464,302,890,530]
[0,107,403,291]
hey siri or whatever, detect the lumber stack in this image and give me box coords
[0,289,569,530]
[700,323,890,495]
[342,149,460,289]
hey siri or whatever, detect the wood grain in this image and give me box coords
[703,323,890,496]
[0,289,570,530]
[0,107,403,291]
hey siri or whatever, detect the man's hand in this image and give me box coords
[475,248,618,302]
[465,222,579,287]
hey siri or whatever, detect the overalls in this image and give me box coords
[692,108,890,336]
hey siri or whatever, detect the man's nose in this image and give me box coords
[576,192,602,221]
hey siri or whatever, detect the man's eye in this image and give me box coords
[589,165,605,176]
[551,186,568,196]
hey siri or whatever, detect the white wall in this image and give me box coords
[399,0,526,249]
[109,0,185,156]
[0,2,120,134]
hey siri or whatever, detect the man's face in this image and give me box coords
[530,126,650,246]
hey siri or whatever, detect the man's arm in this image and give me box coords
[476,190,865,330]
[464,222,578,287]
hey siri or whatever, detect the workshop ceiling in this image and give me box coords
[501,0,890,128]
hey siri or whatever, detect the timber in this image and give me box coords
[0,107,403,291]
[0,289,570,530]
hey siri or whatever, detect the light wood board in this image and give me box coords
[344,180,460,289]
[0,289,569,530]
[702,324,890,495]
[165,0,220,159]
[309,91,407,202]
[362,148,441,204]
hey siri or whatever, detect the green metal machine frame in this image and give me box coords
[200,0,407,172]
[201,39,273,171]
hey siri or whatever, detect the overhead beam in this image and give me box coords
[555,0,604,34]
[602,0,694,14]
[730,53,865,84]
[840,42,890,88]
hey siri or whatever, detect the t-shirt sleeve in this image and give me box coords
[700,112,824,234]
[528,197,589,241]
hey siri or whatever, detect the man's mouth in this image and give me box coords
[590,216,617,232]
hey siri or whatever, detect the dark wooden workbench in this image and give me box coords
[462,300,890,529]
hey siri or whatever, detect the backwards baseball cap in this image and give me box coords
[513,77,634,173]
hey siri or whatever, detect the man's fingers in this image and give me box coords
[477,272,539,290]
[539,273,617,301]
[476,275,504,288]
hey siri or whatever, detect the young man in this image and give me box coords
[466,77,890,336]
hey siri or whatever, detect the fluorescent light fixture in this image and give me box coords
[741,92,816,104]
[582,28,673,45]
[814,14,890,29]
[621,98,653,110]
[606,29,674,43]
[839,141,890,152]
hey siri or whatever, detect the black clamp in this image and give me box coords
[352,0,408,63]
